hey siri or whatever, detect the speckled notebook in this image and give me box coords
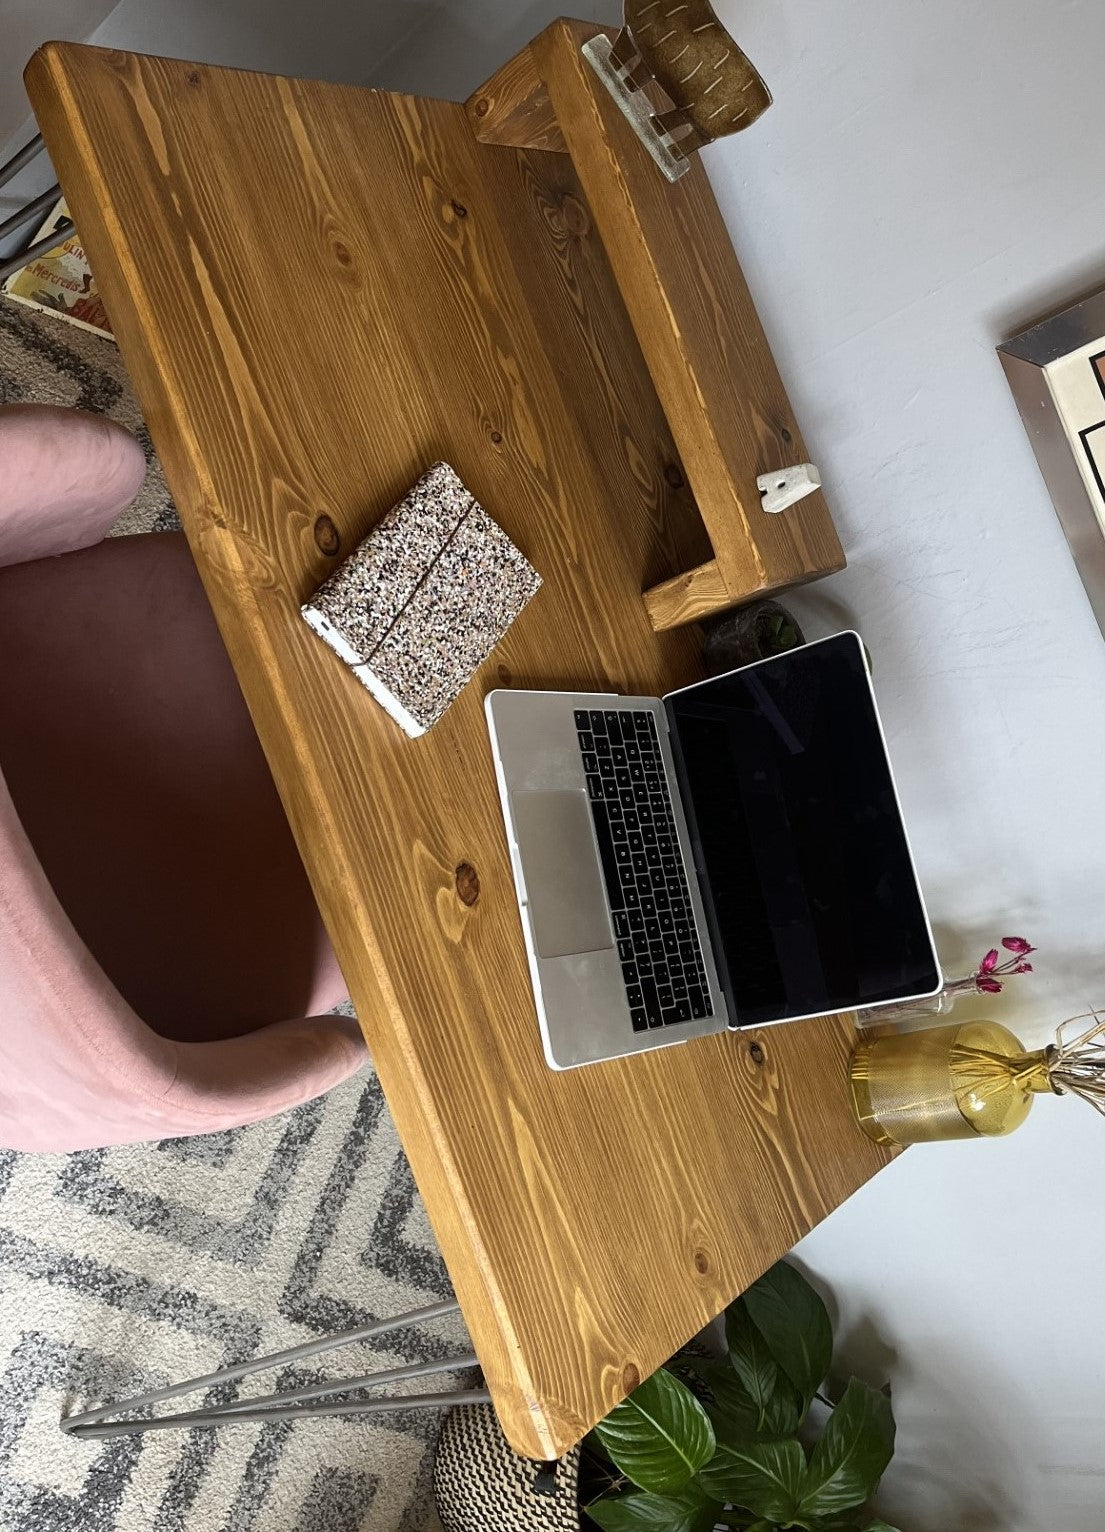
[302,463,542,737]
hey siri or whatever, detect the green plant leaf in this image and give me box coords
[583,1482,723,1532]
[743,1261,833,1417]
[723,1305,801,1436]
[862,1521,901,1531]
[593,1369,716,1495]
[798,1379,895,1518]
[725,1302,777,1411]
[698,1437,806,1523]
[759,1379,802,1440]
[693,1360,762,1439]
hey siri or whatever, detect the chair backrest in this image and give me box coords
[0,405,365,1151]
[0,763,183,1149]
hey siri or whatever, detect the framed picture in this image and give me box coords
[1000,291,1105,637]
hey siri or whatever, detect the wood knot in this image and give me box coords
[490,430,503,445]
[622,1363,640,1393]
[694,1250,710,1275]
[314,515,341,556]
[497,664,512,686]
[186,69,201,87]
[664,463,686,490]
[474,97,490,118]
[332,241,353,268]
[451,200,468,219]
[780,426,794,444]
[749,1041,766,1067]
[560,195,591,238]
[455,862,480,907]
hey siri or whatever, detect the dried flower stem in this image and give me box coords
[1048,1012,1105,1117]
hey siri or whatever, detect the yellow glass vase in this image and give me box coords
[850,1021,1056,1146]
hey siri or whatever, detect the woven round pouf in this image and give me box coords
[433,1403,582,1531]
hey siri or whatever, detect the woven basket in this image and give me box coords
[433,1403,582,1531]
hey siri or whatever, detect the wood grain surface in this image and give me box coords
[26,33,890,1460]
[530,22,846,625]
[467,42,567,152]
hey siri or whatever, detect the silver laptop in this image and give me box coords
[485,632,942,1070]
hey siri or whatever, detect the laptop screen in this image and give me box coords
[665,632,939,1026]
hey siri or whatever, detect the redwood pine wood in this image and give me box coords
[467,39,568,153]
[470,24,845,630]
[25,33,889,1460]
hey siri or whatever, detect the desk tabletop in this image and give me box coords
[26,31,890,1459]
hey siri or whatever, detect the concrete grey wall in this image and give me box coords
[351,0,619,100]
[89,0,620,100]
[86,0,425,87]
[0,0,118,255]
[0,0,116,151]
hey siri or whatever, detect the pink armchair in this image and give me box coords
[0,405,365,1152]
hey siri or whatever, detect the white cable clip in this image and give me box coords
[757,463,821,514]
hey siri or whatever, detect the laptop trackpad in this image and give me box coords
[511,790,614,959]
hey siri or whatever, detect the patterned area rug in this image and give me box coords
[0,298,178,535]
[0,299,465,1532]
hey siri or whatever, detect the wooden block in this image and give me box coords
[467,43,567,152]
[509,22,846,626]
[642,557,730,631]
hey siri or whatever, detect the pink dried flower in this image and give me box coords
[965,937,1036,996]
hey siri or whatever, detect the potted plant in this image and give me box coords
[434,1261,900,1532]
[702,601,805,676]
[581,1260,897,1531]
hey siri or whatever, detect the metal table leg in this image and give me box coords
[0,133,45,190]
[0,134,74,286]
[61,1297,490,1439]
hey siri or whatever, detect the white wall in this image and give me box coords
[0,0,116,151]
[0,0,118,256]
[352,0,620,100]
[86,0,426,87]
[699,3,1105,1528]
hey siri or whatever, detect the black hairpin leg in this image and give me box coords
[61,1297,490,1440]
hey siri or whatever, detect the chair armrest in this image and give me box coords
[166,1015,368,1128]
[0,404,146,567]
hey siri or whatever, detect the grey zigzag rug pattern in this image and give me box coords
[0,299,466,1531]
[0,1073,468,1532]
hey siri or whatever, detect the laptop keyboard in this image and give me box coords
[576,707,714,1033]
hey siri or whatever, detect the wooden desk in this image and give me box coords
[26,25,890,1461]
